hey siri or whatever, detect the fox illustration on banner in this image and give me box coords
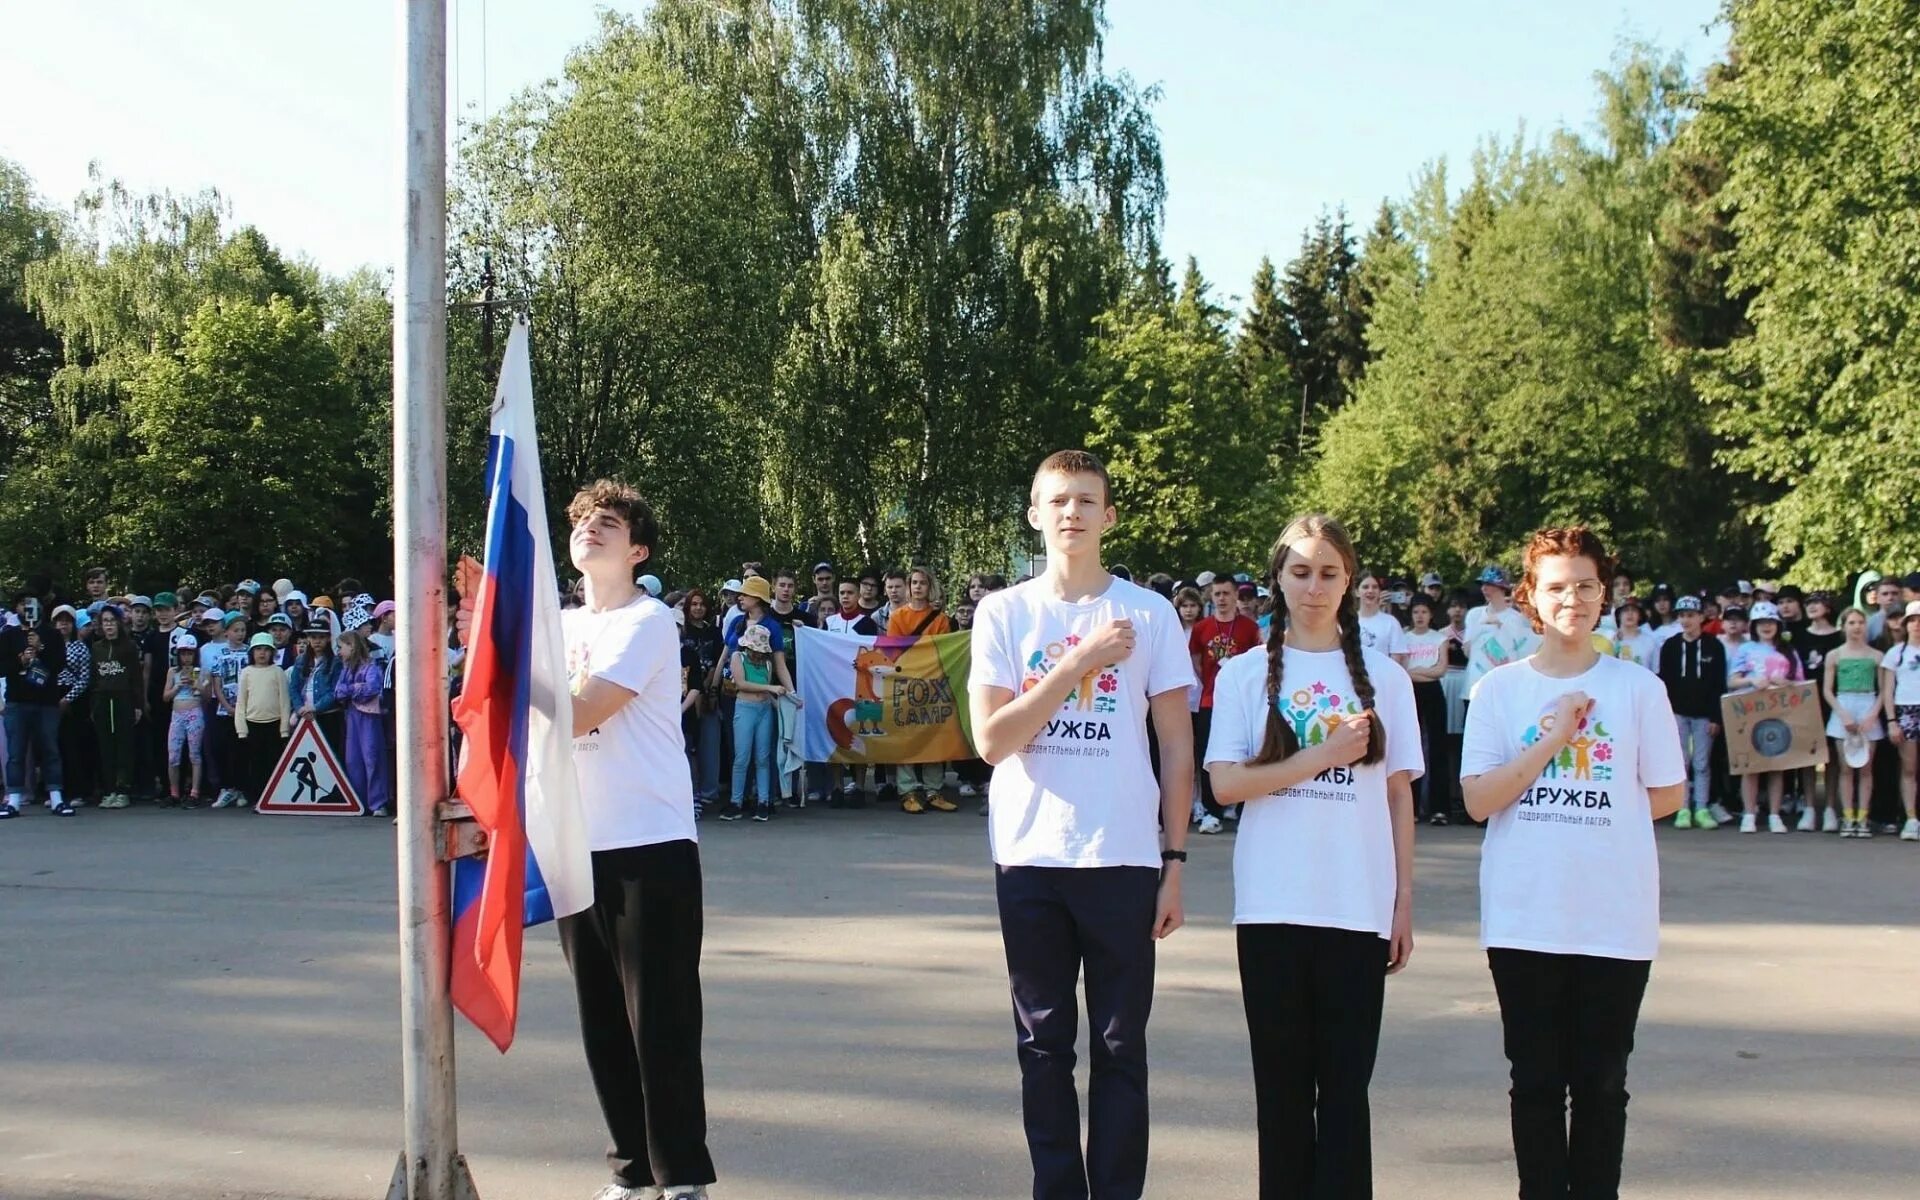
[797,625,976,764]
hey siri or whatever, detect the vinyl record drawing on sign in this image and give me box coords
[256,717,364,815]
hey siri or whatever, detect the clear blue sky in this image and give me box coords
[1,0,1724,300]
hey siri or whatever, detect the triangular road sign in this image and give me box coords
[256,717,364,815]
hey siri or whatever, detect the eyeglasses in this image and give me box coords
[1536,580,1607,604]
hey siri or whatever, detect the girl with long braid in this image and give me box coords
[1206,513,1421,1200]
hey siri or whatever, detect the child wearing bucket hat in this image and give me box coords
[235,633,292,804]
[723,619,786,822]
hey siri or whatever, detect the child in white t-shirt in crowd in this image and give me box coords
[1354,570,1408,666]
[1401,593,1454,822]
[1609,599,1659,669]
[1463,566,1537,696]
[1206,513,1419,1199]
[969,450,1193,1200]
[1881,601,1920,840]
[1462,526,1686,1200]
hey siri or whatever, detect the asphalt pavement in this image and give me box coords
[2,799,1916,1199]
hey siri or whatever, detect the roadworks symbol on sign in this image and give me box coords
[256,717,364,815]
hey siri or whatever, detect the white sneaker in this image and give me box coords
[590,1185,659,1200]
[1710,802,1734,825]
[1739,813,1757,834]
[1902,819,1920,842]
[957,782,978,798]
[1197,814,1223,835]
[1768,814,1788,834]
[1822,808,1840,833]
[1795,808,1816,832]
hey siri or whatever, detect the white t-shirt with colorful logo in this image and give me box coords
[564,594,698,851]
[1462,655,1686,961]
[1206,645,1424,936]
[1463,604,1538,691]
[971,577,1195,869]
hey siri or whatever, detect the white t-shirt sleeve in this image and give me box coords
[1635,669,1687,788]
[970,593,1018,692]
[1459,673,1508,778]
[1376,657,1424,780]
[593,608,671,697]
[1205,652,1259,767]
[1144,597,1197,698]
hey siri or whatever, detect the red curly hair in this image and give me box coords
[1512,526,1617,634]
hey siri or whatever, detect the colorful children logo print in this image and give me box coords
[1521,704,1614,782]
[1022,634,1119,715]
[1277,680,1361,746]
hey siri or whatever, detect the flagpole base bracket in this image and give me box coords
[385,1150,482,1200]
[436,799,487,861]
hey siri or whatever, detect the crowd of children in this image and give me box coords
[645,560,1920,845]
[0,573,398,817]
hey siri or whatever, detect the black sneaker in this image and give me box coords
[716,806,742,822]
[752,810,770,822]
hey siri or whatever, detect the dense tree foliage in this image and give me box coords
[0,1,1911,596]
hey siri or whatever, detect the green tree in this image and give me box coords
[1692,0,1920,581]
[1084,262,1272,570]
[0,158,61,460]
[103,297,368,585]
[1307,50,1747,584]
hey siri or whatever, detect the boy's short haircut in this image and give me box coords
[775,567,798,583]
[1030,449,1111,507]
[566,479,659,559]
[857,569,882,587]
[883,567,908,583]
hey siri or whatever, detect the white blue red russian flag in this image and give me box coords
[450,318,594,1052]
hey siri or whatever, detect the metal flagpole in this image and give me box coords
[390,1,475,1197]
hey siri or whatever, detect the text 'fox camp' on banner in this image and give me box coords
[796,626,976,765]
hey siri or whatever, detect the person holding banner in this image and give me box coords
[969,449,1194,1200]
[1204,513,1421,1200]
[889,565,955,813]
[1461,526,1686,1200]
[560,481,716,1200]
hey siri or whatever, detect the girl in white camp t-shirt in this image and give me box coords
[1460,527,1686,1200]
[1206,514,1419,1200]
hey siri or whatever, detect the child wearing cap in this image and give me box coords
[163,634,209,806]
[1729,602,1804,834]
[206,613,252,807]
[235,633,292,804]
[290,623,345,759]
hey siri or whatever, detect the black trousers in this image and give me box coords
[242,721,285,801]
[91,694,137,794]
[1193,708,1227,818]
[1411,681,1449,819]
[1238,923,1389,1200]
[58,702,97,798]
[557,839,715,1190]
[997,865,1159,1200]
[1488,948,1651,1200]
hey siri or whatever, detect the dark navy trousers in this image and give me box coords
[996,864,1160,1200]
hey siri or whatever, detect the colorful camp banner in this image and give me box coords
[797,625,976,765]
